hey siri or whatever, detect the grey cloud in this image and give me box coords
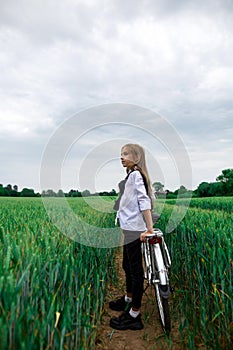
[104,0,233,21]
[0,1,84,41]
[0,0,232,192]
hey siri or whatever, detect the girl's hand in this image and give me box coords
[140,228,153,242]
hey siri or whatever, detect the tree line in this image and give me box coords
[0,169,232,198]
[194,168,233,197]
[0,184,117,198]
[154,168,233,198]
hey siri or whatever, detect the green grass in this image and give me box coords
[165,196,233,213]
[156,197,233,349]
[1,196,232,349]
[0,197,118,349]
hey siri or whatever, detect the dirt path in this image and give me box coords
[95,249,183,350]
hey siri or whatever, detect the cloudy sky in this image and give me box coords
[1,0,232,193]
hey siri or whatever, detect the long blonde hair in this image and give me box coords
[122,143,153,203]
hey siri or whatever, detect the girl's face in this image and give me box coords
[121,147,136,169]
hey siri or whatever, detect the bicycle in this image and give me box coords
[142,227,172,334]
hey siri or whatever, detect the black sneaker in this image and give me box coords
[110,311,144,330]
[109,296,132,311]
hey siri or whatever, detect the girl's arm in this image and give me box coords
[140,209,153,241]
[132,171,153,240]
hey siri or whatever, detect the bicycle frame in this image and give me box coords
[142,229,171,289]
[142,228,172,333]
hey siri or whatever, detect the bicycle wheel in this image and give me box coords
[153,283,171,334]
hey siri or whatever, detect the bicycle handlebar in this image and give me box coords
[144,229,163,240]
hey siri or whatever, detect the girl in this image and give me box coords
[110,143,154,330]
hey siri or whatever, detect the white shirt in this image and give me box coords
[117,170,152,231]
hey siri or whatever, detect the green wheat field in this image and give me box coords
[0,196,232,349]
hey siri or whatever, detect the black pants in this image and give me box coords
[122,232,144,309]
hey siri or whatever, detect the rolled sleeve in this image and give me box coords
[134,171,151,211]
